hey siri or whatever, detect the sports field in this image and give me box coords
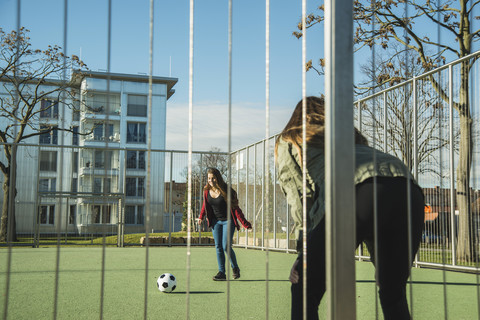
[1,247,479,319]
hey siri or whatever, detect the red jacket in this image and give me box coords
[199,189,252,230]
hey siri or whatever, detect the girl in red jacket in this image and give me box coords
[197,167,252,280]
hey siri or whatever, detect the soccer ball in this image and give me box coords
[157,273,177,293]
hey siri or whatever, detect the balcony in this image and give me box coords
[82,92,121,119]
[84,132,121,143]
[79,157,120,176]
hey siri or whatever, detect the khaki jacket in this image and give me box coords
[275,137,417,240]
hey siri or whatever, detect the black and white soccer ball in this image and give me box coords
[157,273,177,293]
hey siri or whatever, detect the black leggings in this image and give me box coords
[291,177,425,320]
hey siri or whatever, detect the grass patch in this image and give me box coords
[1,247,479,319]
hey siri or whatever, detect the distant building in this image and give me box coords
[0,70,177,236]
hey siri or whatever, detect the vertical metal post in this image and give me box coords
[286,199,290,250]
[356,101,363,259]
[265,1,271,315]
[383,92,387,152]
[254,144,257,246]
[198,153,203,241]
[273,139,277,248]
[117,196,121,247]
[262,139,265,250]
[7,116,17,241]
[412,77,419,267]
[121,150,127,247]
[448,65,456,266]
[186,0,195,317]
[246,147,250,248]
[358,101,362,132]
[34,144,41,248]
[236,153,240,244]
[65,196,69,244]
[122,197,125,247]
[413,77,418,180]
[169,151,173,245]
[324,0,356,318]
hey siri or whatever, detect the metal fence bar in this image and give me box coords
[2,2,21,318]
[186,0,195,318]
[53,1,69,317]
[265,1,271,316]
[143,0,155,318]
[448,64,457,267]
[169,151,174,245]
[262,139,265,250]
[246,147,250,249]
[300,0,308,317]
[226,0,234,317]
[254,144,257,246]
[383,91,387,153]
[324,0,356,319]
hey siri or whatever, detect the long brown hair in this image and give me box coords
[204,167,239,208]
[275,96,368,160]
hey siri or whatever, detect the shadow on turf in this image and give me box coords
[234,279,290,282]
[357,280,478,286]
[171,291,224,294]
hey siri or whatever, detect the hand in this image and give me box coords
[289,259,300,284]
[195,218,203,225]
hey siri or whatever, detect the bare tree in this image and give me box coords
[296,0,480,262]
[0,28,86,242]
[357,49,457,178]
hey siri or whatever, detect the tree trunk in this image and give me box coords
[455,64,474,262]
[0,177,9,242]
[0,174,18,242]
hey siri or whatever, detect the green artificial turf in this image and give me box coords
[1,247,479,319]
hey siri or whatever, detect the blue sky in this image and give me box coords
[0,0,325,151]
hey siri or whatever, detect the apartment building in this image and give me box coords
[0,70,177,236]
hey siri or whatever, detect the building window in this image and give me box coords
[69,205,76,225]
[71,178,78,193]
[127,95,147,117]
[72,126,79,145]
[39,205,55,225]
[40,151,57,172]
[39,99,58,119]
[94,150,113,169]
[39,178,56,192]
[93,177,111,194]
[73,152,79,173]
[39,125,58,145]
[127,150,145,170]
[126,122,146,143]
[92,205,112,224]
[93,123,103,140]
[85,92,120,115]
[91,122,114,141]
[72,100,80,121]
[125,205,144,225]
[126,177,145,198]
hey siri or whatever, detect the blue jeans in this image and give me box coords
[211,220,238,273]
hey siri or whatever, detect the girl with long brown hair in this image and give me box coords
[275,96,424,320]
[197,167,252,280]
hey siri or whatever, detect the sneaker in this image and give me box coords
[232,267,240,279]
[213,271,226,281]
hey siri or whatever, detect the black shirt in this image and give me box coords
[208,192,228,221]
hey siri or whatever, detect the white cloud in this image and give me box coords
[166,100,292,151]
